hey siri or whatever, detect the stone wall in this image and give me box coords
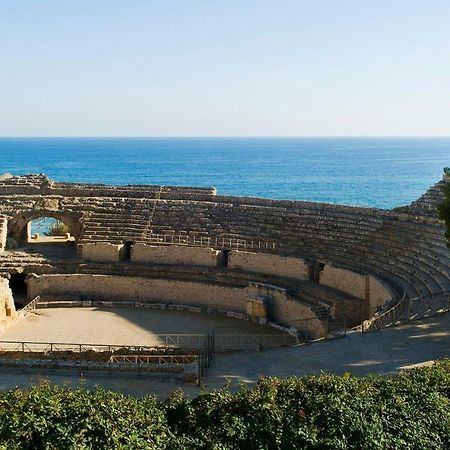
[131,244,220,267]
[229,251,309,280]
[247,282,326,339]
[81,242,125,262]
[28,274,249,313]
[27,274,324,337]
[0,215,6,252]
[0,277,16,332]
[320,266,367,299]
[369,275,394,308]
[319,264,392,310]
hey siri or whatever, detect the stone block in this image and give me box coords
[131,243,220,267]
[229,251,309,280]
[81,242,125,262]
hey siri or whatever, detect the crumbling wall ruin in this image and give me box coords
[0,277,16,332]
[0,215,7,252]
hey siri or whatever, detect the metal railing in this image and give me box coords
[17,296,40,319]
[361,290,450,332]
[145,233,276,250]
[0,335,209,353]
[109,354,198,365]
[153,334,207,349]
[0,336,214,386]
[213,332,298,351]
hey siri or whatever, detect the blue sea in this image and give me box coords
[0,137,449,209]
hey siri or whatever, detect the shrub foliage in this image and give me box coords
[1,361,450,449]
[44,220,71,237]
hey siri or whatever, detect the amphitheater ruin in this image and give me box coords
[0,173,449,383]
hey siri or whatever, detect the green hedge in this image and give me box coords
[1,360,450,449]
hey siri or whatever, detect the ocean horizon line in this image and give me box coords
[1,136,450,140]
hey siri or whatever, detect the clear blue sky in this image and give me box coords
[0,0,449,136]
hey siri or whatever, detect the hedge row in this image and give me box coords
[1,360,450,449]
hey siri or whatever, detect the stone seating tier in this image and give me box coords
[0,175,216,200]
[71,198,449,298]
[0,175,448,301]
[393,179,446,219]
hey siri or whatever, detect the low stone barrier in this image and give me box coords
[319,264,393,310]
[131,243,220,267]
[81,242,125,262]
[229,251,309,280]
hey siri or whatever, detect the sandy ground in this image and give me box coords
[1,307,275,346]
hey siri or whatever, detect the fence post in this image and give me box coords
[259,323,263,351]
[197,354,201,385]
[208,334,213,364]
[237,327,240,350]
[360,304,365,333]
[406,297,411,319]
[343,310,347,337]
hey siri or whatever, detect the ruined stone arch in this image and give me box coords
[7,209,82,245]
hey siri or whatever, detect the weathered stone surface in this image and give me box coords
[0,277,16,331]
[0,215,6,252]
[131,244,219,267]
[229,251,309,280]
[27,274,326,334]
[0,174,448,336]
[81,242,125,262]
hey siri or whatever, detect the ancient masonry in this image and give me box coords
[0,173,449,337]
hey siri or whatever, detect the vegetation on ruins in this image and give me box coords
[1,360,450,449]
[438,167,450,247]
[44,220,71,237]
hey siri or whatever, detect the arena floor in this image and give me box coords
[1,307,277,346]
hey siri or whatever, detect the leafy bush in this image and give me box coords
[1,360,450,449]
[438,167,450,248]
[0,384,169,449]
[44,221,71,237]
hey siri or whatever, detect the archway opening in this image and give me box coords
[28,217,75,245]
[9,273,27,309]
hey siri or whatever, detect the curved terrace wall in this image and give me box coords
[27,274,327,338]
